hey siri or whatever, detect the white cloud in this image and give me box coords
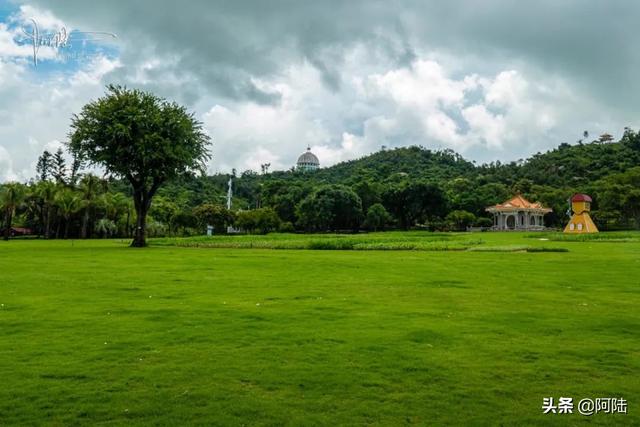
[313,132,371,165]
[13,5,67,30]
[484,70,527,108]
[0,3,633,182]
[461,104,506,149]
[0,145,19,181]
[0,52,120,181]
[195,53,620,172]
[366,60,473,110]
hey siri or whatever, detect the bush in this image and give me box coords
[193,203,236,234]
[236,208,281,234]
[146,219,168,237]
[474,217,493,228]
[364,203,392,231]
[445,210,476,231]
[278,221,295,233]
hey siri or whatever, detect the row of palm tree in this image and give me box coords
[1,175,134,240]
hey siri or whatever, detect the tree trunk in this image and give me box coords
[131,189,151,247]
[81,209,89,239]
[45,208,51,239]
[56,215,61,239]
[129,180,161,248]
[3,210,11,241]
[125,211,131,237]
[132,205,147,247]
[38,204,45,238]
[64,217,70,239]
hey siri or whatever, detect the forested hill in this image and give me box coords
[156,146,477,210]
[10,128,640,239]
[248,130,640,188]
[306,131,640,188]
[151,128,640,230]
[481,134,640,188]
[311,147,476,182]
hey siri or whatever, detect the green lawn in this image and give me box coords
[1,232,638,425]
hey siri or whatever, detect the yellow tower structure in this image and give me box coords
[564,194,598,233]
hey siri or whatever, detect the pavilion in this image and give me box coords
[486,195,552,231]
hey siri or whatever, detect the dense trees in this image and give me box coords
[2,128,640,239]
[193,203,235,233]
[79,174,104,239]
[69,85,211,247]
[56,188,82,239]
[296,185,363,231]
[445,210,476,231]
[364,203,392,231]
[0,173,134,240]
[1,183,26,240]
[593,167,640,229]
[382,181,447,229]
[235,208,280,234]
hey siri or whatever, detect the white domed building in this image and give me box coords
[296,146,320,171]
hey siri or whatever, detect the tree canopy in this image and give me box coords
[68,85,211,246]
[3,126,640,239]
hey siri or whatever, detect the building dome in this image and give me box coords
[296,146,319,171]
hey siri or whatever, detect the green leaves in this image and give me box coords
[296,185,362,231]
[68,85,212,246]
[69,85,211,187]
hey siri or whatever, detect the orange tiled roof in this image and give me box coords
[487,195,551,211]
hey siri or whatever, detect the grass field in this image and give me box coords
[1,232,639,425]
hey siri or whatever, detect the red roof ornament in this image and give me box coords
[571,194,592,203]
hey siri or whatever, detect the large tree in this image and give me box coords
[69,85,211,247]
[52,148,67,184]
[35,150,54,182]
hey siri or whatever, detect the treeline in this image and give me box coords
[215,128,640,231]
[2,129,640,239]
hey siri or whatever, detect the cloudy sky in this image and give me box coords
[0,0,638,181]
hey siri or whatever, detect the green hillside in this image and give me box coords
[7,129,640,239]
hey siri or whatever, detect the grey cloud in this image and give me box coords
[27,0,640,116]
[2,0,639,178]
[28,1,413,100]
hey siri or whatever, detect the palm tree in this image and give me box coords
[100,192,131,237]
[35,181,58,238]
[79,174,104,239]
[24,186,43,237]
[95,218,116,238]
[55,189,82,239]
[1,183,26,240]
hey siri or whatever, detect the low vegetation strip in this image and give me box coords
[152,232,484,251]
[526,231,640,242]
[151,232,572,252]
[468,245,569,253]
